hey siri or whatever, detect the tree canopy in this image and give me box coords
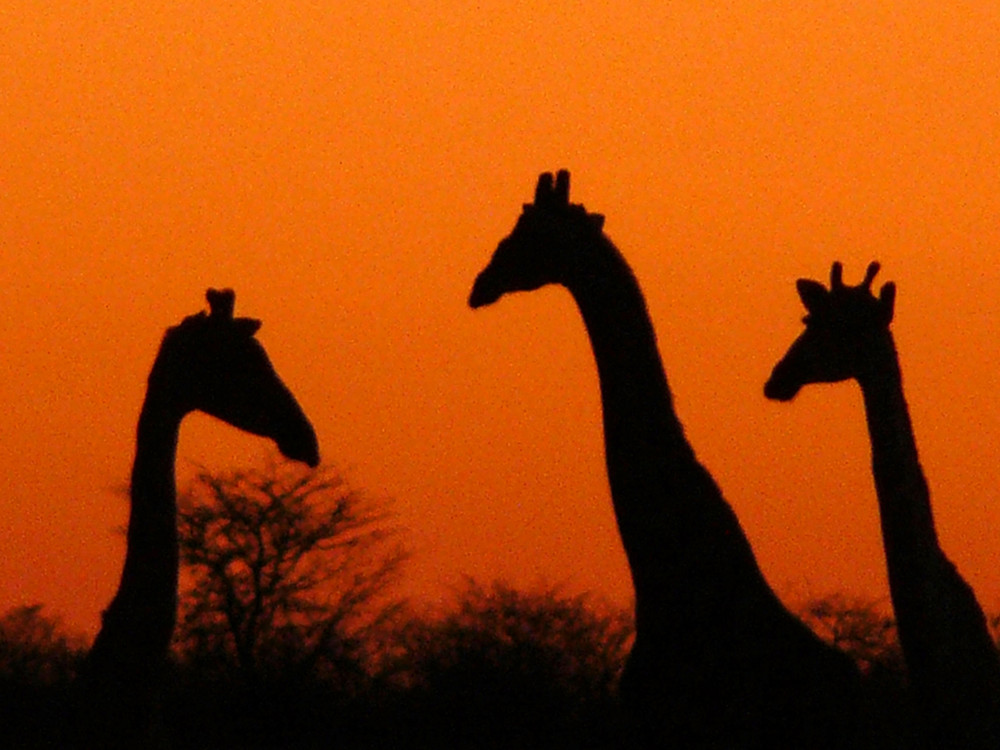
[174,460,408,686]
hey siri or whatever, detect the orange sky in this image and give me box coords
[4,3,1000,637]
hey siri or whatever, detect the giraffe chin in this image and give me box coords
[278,439,320,468]
[468,275,502,309]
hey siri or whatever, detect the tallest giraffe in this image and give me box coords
[470,171,862,747]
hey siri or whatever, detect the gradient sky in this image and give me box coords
[4,3,1000,637]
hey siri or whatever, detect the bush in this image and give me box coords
[0,605,85,746]
[376,580,634,749]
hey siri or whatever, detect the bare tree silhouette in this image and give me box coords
[174,460,407,688]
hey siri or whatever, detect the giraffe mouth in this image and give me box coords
[468,270,502,309]
[763,377,800,402]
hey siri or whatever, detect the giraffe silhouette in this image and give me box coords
[470,171,863,747]
[72,289,319,748]
[766,261,1000,749]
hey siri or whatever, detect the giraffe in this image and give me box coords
[72,289,320,748]
[765,261,1000,748]
[469,171,863,747]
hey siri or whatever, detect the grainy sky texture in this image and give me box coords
[4,3,1000,635]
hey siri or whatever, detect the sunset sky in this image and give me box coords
[4,3,1000,637]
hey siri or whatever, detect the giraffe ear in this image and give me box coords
[879,282,896,324]
[796,279,829,313]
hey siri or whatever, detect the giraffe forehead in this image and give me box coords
[163,319,261,360]
[512,205,595,243]
[811,289,886,325]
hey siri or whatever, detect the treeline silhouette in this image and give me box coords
[0,589,951,750]
[3,462,993,748]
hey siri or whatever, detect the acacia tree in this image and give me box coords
[173,460,407,686]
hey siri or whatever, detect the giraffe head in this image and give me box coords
[469,170,607,308]
[764,261,896,402]
[150,289,320,466]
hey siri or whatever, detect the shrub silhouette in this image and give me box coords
[377,580,634,749]
[797,594,919,748]
[0,605,85,746]
[0,604,85,685]
[798,594,904,678]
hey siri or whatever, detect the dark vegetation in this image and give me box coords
[2,461,994,748]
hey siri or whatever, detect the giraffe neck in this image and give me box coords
[855,333,941,589]
[562,236,766,625]
[856,331,1000,742]
[567,239,689,463]
[86,385,183,674]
